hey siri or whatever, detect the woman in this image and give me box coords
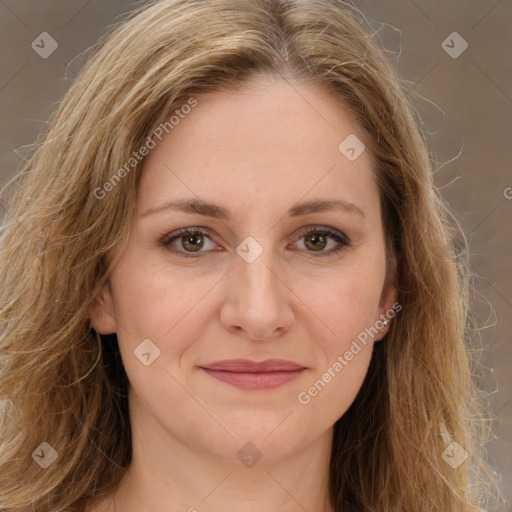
[0,0,500,510]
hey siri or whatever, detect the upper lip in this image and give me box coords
[200,359,306,372]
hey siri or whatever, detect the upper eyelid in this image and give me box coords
[160,225,349,250]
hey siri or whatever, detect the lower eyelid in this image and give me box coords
[160,227,350,257]
[161,230,216,254]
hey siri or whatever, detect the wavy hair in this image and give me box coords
[0,0,500,510]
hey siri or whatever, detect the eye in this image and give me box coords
[159,227,218,258]
[158,225,351,258]
[290,226,351,258]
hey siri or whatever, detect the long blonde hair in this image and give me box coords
[0,0,500,510]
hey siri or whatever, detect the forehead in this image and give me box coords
[138,78,379,223]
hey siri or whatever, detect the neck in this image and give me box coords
[116,434,334,511]
[91,408,335,511]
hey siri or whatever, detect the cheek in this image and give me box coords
[109,258,217,367]
[295,264,384,353]
[294,274,380,424]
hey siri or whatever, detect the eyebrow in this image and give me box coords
[141,197,366,220]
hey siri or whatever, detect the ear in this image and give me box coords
[87,281,117,334]
[374,247,400,343]
[374,282,397,341]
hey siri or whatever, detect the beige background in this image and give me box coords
[0,0,510,508]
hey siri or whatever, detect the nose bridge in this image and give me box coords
[235,239,282,310]
[221,235,293,338]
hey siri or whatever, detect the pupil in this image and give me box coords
[306,233,326,251]
[183,234,203,251]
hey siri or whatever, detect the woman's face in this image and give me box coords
[89,77,396,464]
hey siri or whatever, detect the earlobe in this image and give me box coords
[87,282,117,334]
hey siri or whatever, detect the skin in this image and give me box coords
[87,76,396,512]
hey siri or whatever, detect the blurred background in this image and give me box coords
[0,0,510,508]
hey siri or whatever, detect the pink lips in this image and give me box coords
[199,359,306,390]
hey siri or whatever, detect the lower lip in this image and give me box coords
[201,368,305,390]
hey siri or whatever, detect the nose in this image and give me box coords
[220,245,294,341]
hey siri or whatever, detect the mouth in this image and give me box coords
[199,359,307,391]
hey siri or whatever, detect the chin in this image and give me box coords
[198,415,310,464]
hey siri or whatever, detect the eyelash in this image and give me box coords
[158,226,351,259]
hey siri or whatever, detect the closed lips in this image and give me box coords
[200,359,306,372]
[199,359,307,390]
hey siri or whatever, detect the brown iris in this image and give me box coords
[304,233,327,252]
[181,233,204,252]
